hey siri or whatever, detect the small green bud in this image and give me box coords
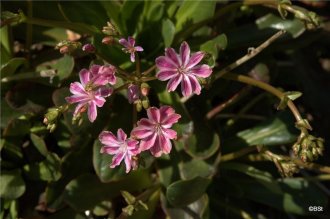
[136,100,143,112]
[136,200,148,211]
[142,97,150,109]
[44,108,59,125]
[121,191,136,205]
[122,205,134,216]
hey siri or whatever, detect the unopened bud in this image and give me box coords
[59,46,69,54]
[136,100,143,112]
[44,108,59,124]
[140,83,150,97]
[47,123,56,133]
[102,36,114,45]
[142,97,149,109]
[82,43,95,53]
[55,40,81,54]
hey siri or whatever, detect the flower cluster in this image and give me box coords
[99,106,181,172]
[65,65,115,122]
[62,32,213,173]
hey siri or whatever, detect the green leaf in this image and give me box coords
[256,13,305,38]
[30,133,48,157]
[162,18,175,47]
[175,1,216,33]
[223,113,298,153]
[221,162,282,194]
[23,152,61,181]
[200,34,227,67]
[3,118,31,137]
[0,57,27,79]
[177,131,220,160]
[179,159,215,180]
[0,169,26,200]
[63,170,153,211]
[166,177,211,207]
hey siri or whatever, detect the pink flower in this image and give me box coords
[99,129,140,173]
[156,41,212,97]
[119,36,143,62]
[131,106,181,157]
[127,84,140,104]
[65,69,112,122]
[89,64,116,85]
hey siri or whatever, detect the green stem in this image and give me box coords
[222,73,303,123]
[136,54,141,77]
[215,30,286,79]
[142,65,156,76]
[26,0,33,59]
[221,146,257,162]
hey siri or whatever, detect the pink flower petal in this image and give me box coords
[190,64,212,78]
[124,156,132,173]
[162,114,181,128]
[166,74,182,92]
[79,69,90,86]
[90,65,101,75]
[156,70,178,81]
[156,56,177,70]
[65,95,90,104]
[139,133,157,151]
[100,146,118,155]
[131,126,154,139]
[128,36,135,46]
[135,46,143,51]
[99,131,120,146]
[119,38,130,48]
[69,82,86,95]
[137,118,155,127]
[186,52,204,69]
[180,41,190,67]
[110,152,125,168]
[127,139,139,153]
[117,129,127,142]
[147,107,160,123]
[188,75,202,95]
[127,84,140,104]
[87,101,97,122]
[162,128,177,139]
[95,87,113,97]
[181,75,192,97]
[73,103,86,116]
[130,52,136,62]
[93,96,106,107]
[165,48,180,66]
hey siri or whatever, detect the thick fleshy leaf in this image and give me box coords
[30,133,48,157]
[23,152,61,181]
[0,169,26,200]
[166,177,211,207]
[0,58,27,79]
[162,18,175,47]
[223,113,298,153]
[63,170,152,211]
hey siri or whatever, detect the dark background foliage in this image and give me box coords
[1,0,330,219]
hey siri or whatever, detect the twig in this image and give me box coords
[215,113,265,121]
[142,65,156,76]
[215,30,286,79]
[221,73,303,123]
[206,86,250,119]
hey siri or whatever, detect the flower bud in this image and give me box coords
[142,97,149,109]
[140,83,150,97]
[44,108,59,125]
[82,43,95,53]
[55,40,81,54]
[102,36,114,45]
[136,100,143,112]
